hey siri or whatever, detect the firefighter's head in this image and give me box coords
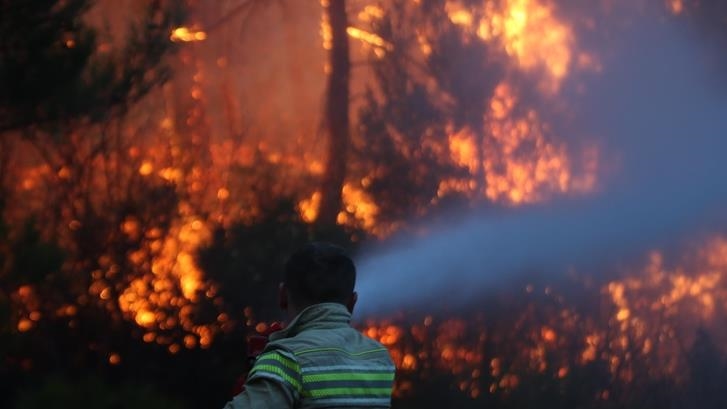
[280,242,357,315]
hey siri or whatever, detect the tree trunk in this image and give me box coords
[317,0,350,227]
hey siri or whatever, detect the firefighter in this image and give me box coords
[223,242,395,409]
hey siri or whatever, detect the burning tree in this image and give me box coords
[318,0,353,227]
[342,0,599,229]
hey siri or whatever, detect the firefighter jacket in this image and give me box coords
[223,302,396,409]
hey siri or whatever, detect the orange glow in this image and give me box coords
[119,214,212,338]
[347,27,393,53]
[139,161,153,176]
[135,310,156,327]
[320,0,332,50]
[402,354,417,370]
[299,191,322,223]
[486,83,593,203]
[357,5,385,22]
[17,319,33,332]
[667,0,684,15]
[184,335,197,349]
[255,322,268,334]
[541,326,557,343]
[438,78,597,204]
[217,187,230,201]
[448,127,479,173]
[109,353,122,365]
[446,4,474,26]
[325,2,391,56]
[447,0,575,93]
[170,27,207,42]
[338,183,380,233]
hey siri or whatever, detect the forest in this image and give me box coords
[2,0,727,408]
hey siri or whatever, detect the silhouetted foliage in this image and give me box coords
[0,0,185,131]
[684,329,727,409]
[13,376,186,409]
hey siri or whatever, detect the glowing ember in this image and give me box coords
[347,26,394,56]
[299,191,322,223]
[139,161,154,176]
[448,127,479,174]
[170,26,207,42]
[119,215,213,341]
[17,319,33,332]
[320,0,333,50]
[108,353,122,365]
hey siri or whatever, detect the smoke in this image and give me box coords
[353,18,727,316]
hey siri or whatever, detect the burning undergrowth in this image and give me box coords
[360,236,727,402]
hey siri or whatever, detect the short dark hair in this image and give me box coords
[284,242,356,307]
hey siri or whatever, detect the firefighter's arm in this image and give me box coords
[223,349,301,409]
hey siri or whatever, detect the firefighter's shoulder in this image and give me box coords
[248,344,303,394]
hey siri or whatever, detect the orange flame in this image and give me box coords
[170,26,207,42]
[446,0,575,93]
[360,235,727,397]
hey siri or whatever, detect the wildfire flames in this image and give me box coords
[446,0,576,94]
[4,0,722,401]
[362,237,727,397]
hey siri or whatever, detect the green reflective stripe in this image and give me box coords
[304,397,392,407]
[303,371,394,383]
[304,386,392,398]
[256,352,299,372]
[302,364,395,373]
[295,347,389,357]
[249,351,302,392]
[249,364,302,391]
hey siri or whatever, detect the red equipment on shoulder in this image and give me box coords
[230,322,284,396]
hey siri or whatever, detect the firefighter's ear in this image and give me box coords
[347,291,358,314]
[278,282,288,311]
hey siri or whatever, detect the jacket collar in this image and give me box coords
[270,302,352,341]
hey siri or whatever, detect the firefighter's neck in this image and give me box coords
[278,283,358,320]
